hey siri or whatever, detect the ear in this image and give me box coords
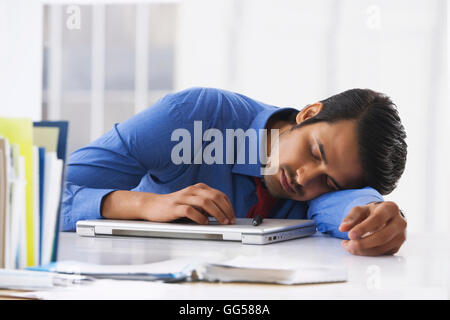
[295,102,323,124]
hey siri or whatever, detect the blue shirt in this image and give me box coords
[62,87,383,238]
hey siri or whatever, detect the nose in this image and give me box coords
[296,164,322,186]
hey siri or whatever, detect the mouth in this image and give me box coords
[280,169,296,194]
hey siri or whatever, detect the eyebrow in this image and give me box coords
[315,137,343,190]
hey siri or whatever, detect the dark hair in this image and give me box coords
[292,88,407,195]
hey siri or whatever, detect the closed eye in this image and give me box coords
[326,176,339,190]
[310,144,321,162]
[311,140,341,191]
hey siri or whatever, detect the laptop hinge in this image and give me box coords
[77,225,95,237]
[222,232,241,241]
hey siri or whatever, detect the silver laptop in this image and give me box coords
[76,218,317,245]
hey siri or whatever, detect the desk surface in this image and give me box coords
[48,231,450,299]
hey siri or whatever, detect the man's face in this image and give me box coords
[264,119,364,201]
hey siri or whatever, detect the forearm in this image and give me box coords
[101,190,154,220]
[307,187,384,239]
[100,183,235,225]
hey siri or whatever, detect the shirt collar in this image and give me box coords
[231,107,298,178]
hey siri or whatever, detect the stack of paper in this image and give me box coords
[0,119,68,268]
[29,257,348,285]
[193,256,348,285]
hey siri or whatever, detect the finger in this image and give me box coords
[347,204,395,240]
[347,218,403,250]
[339,205,371,232]
[204,191,235,224]
[193,183,235,223]
[194,183,235,219]
[185,195,230,224]
[177,205,209,225]
[183,184,235,224]
[342,232,405,256]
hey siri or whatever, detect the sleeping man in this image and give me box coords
[62,87,407,256]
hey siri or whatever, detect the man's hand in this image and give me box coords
[338,201,407,256]
[143,183,235,225]
[102,183,235,225]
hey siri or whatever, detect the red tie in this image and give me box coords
[247,177,279,219]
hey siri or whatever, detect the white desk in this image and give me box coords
[34,231,450,299]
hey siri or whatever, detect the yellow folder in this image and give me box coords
[33,127,59,153]
[0,118,35,266]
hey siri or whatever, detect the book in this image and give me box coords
[14,153,27,269]
[192,256,348,284]
[32,146,40,265]
[1,143,27,269]
[0,269,92,291]
[29,257,348,285]
[0,138,7,268]
[40,152,63,265]
[32,127,59,154]
[0,119,68,269]
[37,147,46,264]
[33,121,69,162]
[34,121,69,263]
[0,118,35,266]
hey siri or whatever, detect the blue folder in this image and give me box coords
[33,121,69,162]
[37,146,46,265]
[33,121,69,264]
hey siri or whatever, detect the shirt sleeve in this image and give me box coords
[62,182,117,232]
[306,186,384,239]
[62,89,189,231]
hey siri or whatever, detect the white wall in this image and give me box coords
[1,0,447,233]
[0,0,43,120]
[175,0,450,233]
[175,0,231,90]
